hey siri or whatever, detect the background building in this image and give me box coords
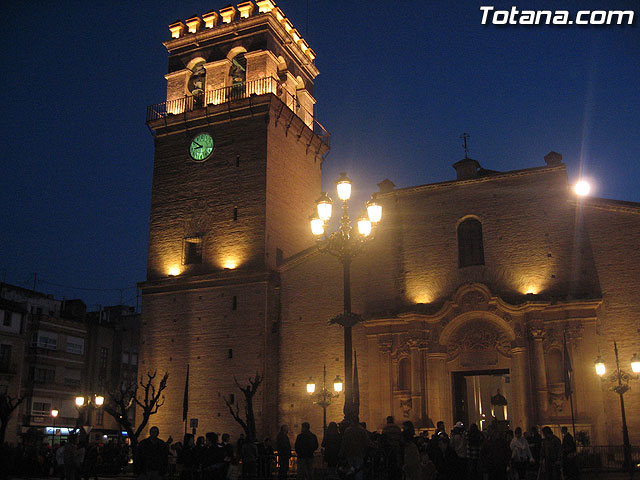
[0,283,139,444]
[140,1,640,447]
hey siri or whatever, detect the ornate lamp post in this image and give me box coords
[75,394,104,437]
[309,172,382,423]
[306,365,343,435]
[594,341,640,474]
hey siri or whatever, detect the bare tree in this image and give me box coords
[0,393,23,444]
[104,371,168,448]
[224,373,262,441]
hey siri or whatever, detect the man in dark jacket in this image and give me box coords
[541,426,562,480]
[294,422,318,480]
[276,425,291,480]
[134,426,169,480]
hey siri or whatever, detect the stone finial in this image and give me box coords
[202,11,219,28]
[220,5,237,23]
[272,7,285,22]
[290,28,301,44]
[377,179,396,194]
[169,21,186,39]
[256,0,276,13]
[453,158,481,180]
[237,2,255,19]
[544,151,563,166]
[185,16,201,34]
[306,48,316,62]
[282,17,293,32]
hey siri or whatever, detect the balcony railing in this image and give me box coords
[146,76,330,146]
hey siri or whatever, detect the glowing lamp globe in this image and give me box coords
[631,353,640,374]
[306,378,316,394]
[333,375,343,393]
[51,409,59,418]
[336,172,352,201]
[310,215,324,236]
[366,198,382,223]
[357,215,372,237]
[75,396,85,407]
[94,395,104,406]
[594,356,606,376]
[316,192,333,221]
[574,180,591,196]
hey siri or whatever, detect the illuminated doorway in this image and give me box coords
[452,369,511,431]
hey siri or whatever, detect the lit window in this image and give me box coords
[458,218,485,267]
[184,237,203,265]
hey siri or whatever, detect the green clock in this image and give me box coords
[189,133,214,162]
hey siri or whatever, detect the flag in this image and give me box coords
[182,364,189,422]
[563,332,573,399]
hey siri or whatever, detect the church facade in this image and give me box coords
[139,1,640,446]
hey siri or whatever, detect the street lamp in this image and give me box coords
[75,393,105,438]
[306,365,342,434]
[594,341,638,473]
[51,408,59,445]
[309,172,382,423]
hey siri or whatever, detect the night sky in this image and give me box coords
[1,1,638,309]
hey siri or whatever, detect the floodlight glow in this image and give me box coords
[574,180,591,196]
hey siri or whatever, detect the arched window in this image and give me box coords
[458,218,485,267]
[398,357,411,390]
[229,53,247,85]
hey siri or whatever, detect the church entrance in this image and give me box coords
[452,369,511,431]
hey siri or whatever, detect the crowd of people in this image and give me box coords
[0,435,129,480]
[0,419,580,480]
[132,418,580,480]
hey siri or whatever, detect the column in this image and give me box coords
[409,339,423,425]
[378,338,394,420]
[530,327,548,422]
[510,345,531,430]
[426,350,451,427]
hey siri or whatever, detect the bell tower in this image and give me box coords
[139,0,329,439]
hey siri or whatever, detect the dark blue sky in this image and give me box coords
[1,1,638,308]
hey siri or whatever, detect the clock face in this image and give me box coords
[189,133,214,162]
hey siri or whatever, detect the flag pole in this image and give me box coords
[563,331,576,438]
[183,364,189,437]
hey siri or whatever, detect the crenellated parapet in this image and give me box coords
[166,1,316,65]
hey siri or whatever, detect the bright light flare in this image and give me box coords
[224,260,237,269]
[336,172,352,201]
[574,180,591,196]
[51,409,59,418]
[310,216,325,236]
[357,216,372,237]
[306,378,316,394]
[594,356,606,376]
[75,396,85,407]
[94,395,104,406]
[631,354,640,374]
[366,199,382,223]
[168,266,181,276]
[333,376,343,393]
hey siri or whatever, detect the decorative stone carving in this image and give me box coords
[378,339,393,355]
[459,291,486,311]
[400,398,413,418]
[447,320,511,360]
[529,326,545,340]
[548,392,566,413]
